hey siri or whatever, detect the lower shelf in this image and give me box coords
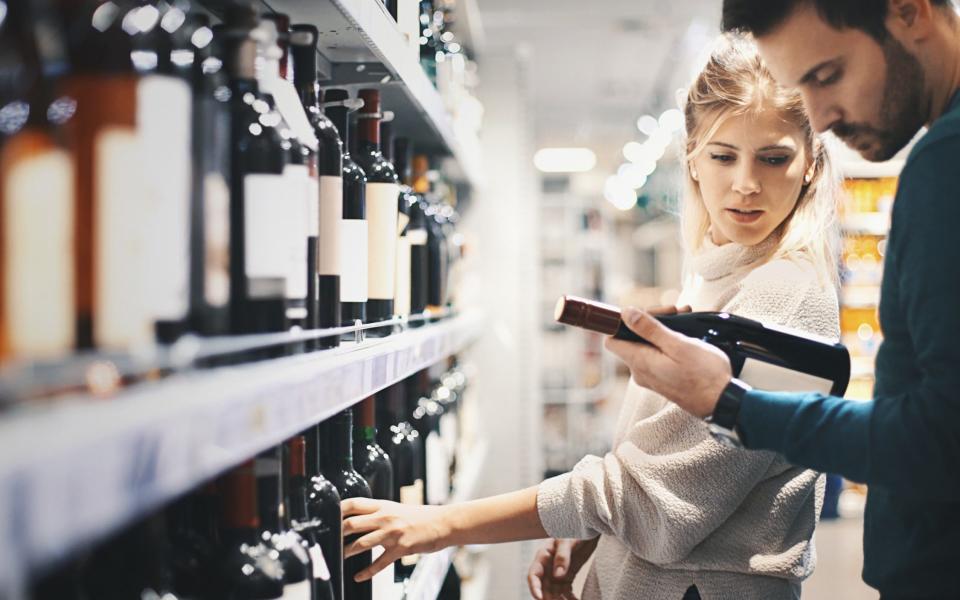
[0,311,484,594]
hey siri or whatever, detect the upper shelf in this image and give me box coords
[0,311,484,594]
[265,0,483,187]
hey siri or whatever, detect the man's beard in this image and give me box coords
[831,36,927,162]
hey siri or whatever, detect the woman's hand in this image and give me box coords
[342,498,453,582]
[526,537,599,600]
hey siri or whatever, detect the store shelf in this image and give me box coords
[842,212,891,235]
[0,311,484,592]
[263,0,483,187]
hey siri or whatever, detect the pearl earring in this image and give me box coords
[690,169,699,181]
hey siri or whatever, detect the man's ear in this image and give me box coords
[886,0,937,44]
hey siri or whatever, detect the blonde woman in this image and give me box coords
[339,36,841,600]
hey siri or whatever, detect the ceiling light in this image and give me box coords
[636,115,658,136]
[534,147,597,173]
[659,108,685,133]
[604,176,637,211]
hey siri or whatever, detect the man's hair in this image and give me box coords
[722,0,953,41]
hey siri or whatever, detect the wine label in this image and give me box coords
[738,357,834,394]
[394,237,411,317]
[138,74,191,321]
[366,182,400,300]
[309,544,332,581]
[95,127,153,349]
[407,228,428,246]
[244,173,290,298]
[318,175,343,276]
[425,432,449,504]
[283,164,310,301]
[307,175,320,237]
[340,219,369,303]
[281,579,313,600]
[371,545,397,600]
[203,172,230,308]
[3,146,75,357]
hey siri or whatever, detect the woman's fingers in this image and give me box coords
[343,512,390,537]
[354,545,400,582]
[552,539,576,578]
[341,497,383,517]
[344,528,391,559]
[526,546,552,600]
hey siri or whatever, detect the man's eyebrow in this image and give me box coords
[799,58,841,85]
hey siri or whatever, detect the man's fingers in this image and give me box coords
[621,308,684,352]
[552,540,571,578]
[527,569,544,600]
[354,546,397,582]
[341,497,382,517]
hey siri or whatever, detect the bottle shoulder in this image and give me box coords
[342,155,367,183]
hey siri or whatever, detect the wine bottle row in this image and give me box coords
[0,0,463,366]
[29,359,470,600]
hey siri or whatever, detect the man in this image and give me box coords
[605,1,960,598]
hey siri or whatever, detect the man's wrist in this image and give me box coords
[705,378,752,447]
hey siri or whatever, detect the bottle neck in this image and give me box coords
[255,450,283,533]
[324,410,354,468]
[220,461,260,533]
[327,107,350,152]
[354,396,378,442]
[288,436,308,478]
[296,80,320,110]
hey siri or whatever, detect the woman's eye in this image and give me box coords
[760,155,790,166]
[709,153,735,163]
[816,69,842,87]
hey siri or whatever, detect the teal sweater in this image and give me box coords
[737,91,960,599]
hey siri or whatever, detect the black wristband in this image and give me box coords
[711,378,752,430]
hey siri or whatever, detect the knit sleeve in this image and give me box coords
[537,255,836,564]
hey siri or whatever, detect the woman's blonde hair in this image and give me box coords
[681,34,841,286]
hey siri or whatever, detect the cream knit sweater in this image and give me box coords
[537,238,840,600]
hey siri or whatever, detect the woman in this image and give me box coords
[341,35,841,600]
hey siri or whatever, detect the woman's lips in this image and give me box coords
[726,208,764,224]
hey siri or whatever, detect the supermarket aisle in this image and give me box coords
[805,518,879,600]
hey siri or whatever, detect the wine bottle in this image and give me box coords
[255,448,314,600]
[167,485,221,599]
[323,88,367,327]
[218,3,288,334]
[319,410,373,600]
[182,13,231,336]
[353,396,394,500]
[385,129,415,322]
[305,425,345,600]
[352,89,400,332]
[407,154,430,321]
[0,0,75,361]
[407,371,449,504]
[61,0,152,350]
[412,155,447,315]
[256,16,310,334]
[215,460,285,599]
[287,435,338,600]
[554,295,851,395]
[375,383,424,579]
[132,0,193,344]
[290,25,342,349]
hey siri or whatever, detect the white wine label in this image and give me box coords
[138,74,191,321]
[394,237,411,317]
[366,182,400,300]
[203,172,231,307]
[425,432,449,505]
[340,219,369,302]
[95,127,153,349]
[306,176,320,237]
[407,228,428,246]
[244,174,290,291]
[283,164,310,301]
[4,147,75,357]
[318,175,343,276]
[309,544,331,581]
[397,210,410,235]
[738,357,835,394]
[371,545,396,600]
[281,579,313,600]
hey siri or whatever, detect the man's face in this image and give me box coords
[755,2,928,161]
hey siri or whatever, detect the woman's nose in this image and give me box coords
[731,163,761,196]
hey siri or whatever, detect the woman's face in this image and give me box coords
[691,108,812,247]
